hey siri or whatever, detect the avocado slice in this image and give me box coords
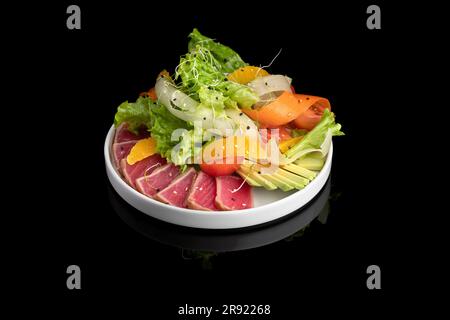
[260,173,294,191]
[236,170,262,187]
[273,172,301,190]
[275,169,309,189]
[281,164,317,180]
[241,164,305,191]
[238,166,277,190]
[294,155,325,171]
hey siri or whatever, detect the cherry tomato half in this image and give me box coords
[260,125,292,143]
[200,158,241,177]
[294,103,331,131]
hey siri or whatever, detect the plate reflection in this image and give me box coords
[107,177,331,253]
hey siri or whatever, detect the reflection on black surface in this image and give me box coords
[107,178,332,253]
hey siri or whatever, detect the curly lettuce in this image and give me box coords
[148,100,193,160]
[175,46,258,108]
[188,28,247,73]
[114,97,152,134]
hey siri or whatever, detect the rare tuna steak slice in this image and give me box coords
[136,164,180,197]
[112,140,138,170]
[120,154,166,188]
[114,123,149,143]
[215,175,253,210]
[154,167,197,208]
[186,171,219,211]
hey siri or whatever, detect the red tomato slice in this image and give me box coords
[277,126,292,141]
[200,158,241,177]
[260,125,292,143]
[294,103,331,130]
[147,87,157,100]
[139,87,157,100]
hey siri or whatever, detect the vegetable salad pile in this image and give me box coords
[113,28,343,189]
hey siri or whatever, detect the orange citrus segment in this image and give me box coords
[126,137,157,165]
[202,136,268,163]
[279,136,303,153]
[227,66,269,84]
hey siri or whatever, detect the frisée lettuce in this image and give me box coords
[188,28,247,73]
[175,44,258,108]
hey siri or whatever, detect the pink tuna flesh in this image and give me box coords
[114,123,149,143]
[135,164,180,197]
[120,154,166,188]
[112,140,138,170]
[215,175,253,210]
[154,167,197,208]
[186,171,219,211]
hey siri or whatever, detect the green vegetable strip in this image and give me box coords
[285,109,344,159]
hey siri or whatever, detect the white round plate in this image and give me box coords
[105,125,332,229]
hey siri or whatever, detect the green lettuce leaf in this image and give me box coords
[113,97,192,162]
[114,97,152,134]
[175,48,224,96]
[197,86,228,115]
[216,81,259,109]
[148,100,192,160]
[169,126,203,171]
[188,28,247,73]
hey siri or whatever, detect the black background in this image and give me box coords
[7,0,429,317]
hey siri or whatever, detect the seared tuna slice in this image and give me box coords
[154,167,197,208]
[112,140,138,170]
[136,164,180,197]
[114,123,149,143]
[215,175,253,210]
[120,154,166,188]
[186,171,218,211]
